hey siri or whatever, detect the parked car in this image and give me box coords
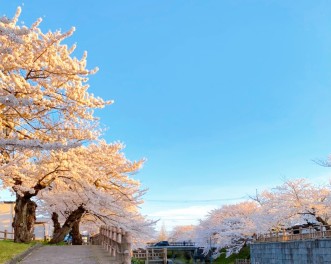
[153,241,170,247]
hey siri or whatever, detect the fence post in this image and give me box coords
[4,230,7,240]
[282,228,286,242]
[97,226,132,264]
[321,223,325,238]
[121,231,132,264]
[163,248,167,264]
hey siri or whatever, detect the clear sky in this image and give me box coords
[1,0,331,231]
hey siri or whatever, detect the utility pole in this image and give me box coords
[209,236,213,264]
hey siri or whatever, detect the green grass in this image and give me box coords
[213,246,250,264]
[0,240,36,264]
[131,258,145,264]
[167,246,250,264]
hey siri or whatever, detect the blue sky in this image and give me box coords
[1,1,331,230]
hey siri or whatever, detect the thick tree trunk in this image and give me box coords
[316,216,331,230]
[11,174,55,243]
[71,220,83,245]
[13,194,36,243]
[49,205,85,244]
[51,212,61,234]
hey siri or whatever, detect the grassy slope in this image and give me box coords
[0,240,34,264]
[167,246,250,264]
[213,246,250,264]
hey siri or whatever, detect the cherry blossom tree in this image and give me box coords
[253,178,331,229]
[34,141,154,245]
[195,201,258,257]
[157,222,168,241]
[0,149,71,242]
[0,7,112,242]
[0,7,110,154]
[189,178,331,259]
[168,225,196,242]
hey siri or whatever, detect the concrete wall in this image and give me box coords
[251,239,331,264]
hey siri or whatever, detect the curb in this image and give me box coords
[5,243,43,264]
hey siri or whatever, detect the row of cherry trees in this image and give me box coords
[169,178,331,258]
[0,7,154,244]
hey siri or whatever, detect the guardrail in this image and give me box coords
[99,226,131,264]
[235,260,250,264]
[146,241,196,247]
[133,248,167,264]
[255,224,331,243]
[0,230,14,240]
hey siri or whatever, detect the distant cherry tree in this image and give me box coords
[253,178,331,229]
[195,201,258,257]
[193,178,331,258]
[168,225,196,242]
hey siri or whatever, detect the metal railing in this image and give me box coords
[255,224,331,243]
[235,260,250,264]
[146,241,196,247]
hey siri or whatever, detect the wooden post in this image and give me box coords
[4,230,7,240]
[102,227,105,249]
[322,224,325,238]
[97,226,132,264]
[163,248,167,264]
[100,227,103,248]
[43,223,47,242]
[121,231,132,264]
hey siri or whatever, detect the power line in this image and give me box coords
[151,218,200,221]
[146,196,247,203]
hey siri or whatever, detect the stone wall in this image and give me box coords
[250,239,331,264]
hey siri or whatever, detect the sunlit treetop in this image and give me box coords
[0,7,112,152]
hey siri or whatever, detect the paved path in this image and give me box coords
[19,245,116,264]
